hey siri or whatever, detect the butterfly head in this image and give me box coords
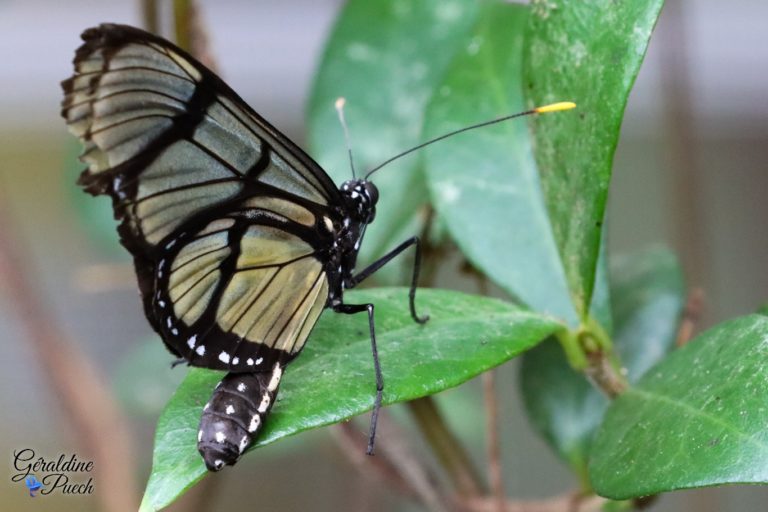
[340,179,379,224]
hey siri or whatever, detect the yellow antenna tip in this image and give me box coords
[534,101,577,114]
[335,97,346,111]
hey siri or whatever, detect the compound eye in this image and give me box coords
[363,181,379,205]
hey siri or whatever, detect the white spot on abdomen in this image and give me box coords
[268,365,283,392]
[257,392,271,413]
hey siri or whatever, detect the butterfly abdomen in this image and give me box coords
[197,363,283,471]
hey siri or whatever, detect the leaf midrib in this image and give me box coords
[319,309,557,350]
[623,387,768,455]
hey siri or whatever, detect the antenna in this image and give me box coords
[335,97,357,179]
[364,101,576,179]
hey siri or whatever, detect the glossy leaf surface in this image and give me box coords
[590,314,768,498]
[524,0,665,317]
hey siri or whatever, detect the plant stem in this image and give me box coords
[173,0,193,51]
[554,326,588,369]
[141,0,159,34]
[583,351,627,399]
[579,317,628,397]
[333,420,448,512]
[407,396,486,498]
[556,317,628,398]
[676,287,704,347]
[482,371,505,512]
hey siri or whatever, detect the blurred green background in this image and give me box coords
[1,1,767,511]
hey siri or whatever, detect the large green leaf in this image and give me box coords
[520,248,684,482]
[590,314,768,498]
[524,0,665,318]
[140,288,560,511]
[307,0,479,283]
[422,1,577,325]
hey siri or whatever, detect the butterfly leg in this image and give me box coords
[169,357,187,369]
[334,302,383,455]
[348,236,429,324]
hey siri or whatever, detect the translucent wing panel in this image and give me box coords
[239,196,317,227]
[216,225,327,355]
[167,226,231,325]
[199,101,265,172]
[213,94,335,206]
[62,24,337,256]
[236,225,315,268]
[222,257,327,355]
[65,44,195,174]
[133,140,245,244]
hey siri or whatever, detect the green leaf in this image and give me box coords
[590,314,768,498]
[423,1,577,325]
[524,0,665,318]
[140,288,560,511]
[520,248,684,482]
[589,239,613,333]
[307,0,479,283]
[609,248,685,376]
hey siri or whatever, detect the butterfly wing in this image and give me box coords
[62,24,339,370]
[155,209,330,370]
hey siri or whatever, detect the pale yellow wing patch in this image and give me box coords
[168,225,231,325]
[216,226,328,355]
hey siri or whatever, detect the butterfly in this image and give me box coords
[61,23,427,471]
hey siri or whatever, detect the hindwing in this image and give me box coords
[154,202,330,370]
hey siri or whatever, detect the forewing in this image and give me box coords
[61,23,339,255]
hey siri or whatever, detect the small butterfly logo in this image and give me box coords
[25,475,43,497]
